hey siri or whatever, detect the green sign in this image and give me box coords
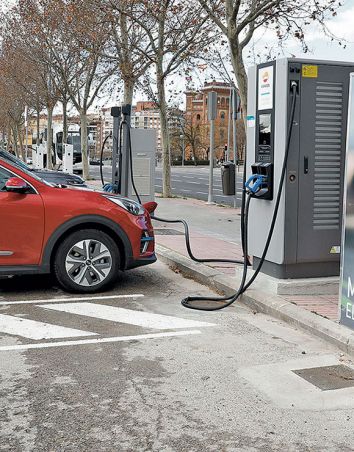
[340,74,354,329]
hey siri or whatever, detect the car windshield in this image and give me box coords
[0,149,28,170]
[0,149,52,186]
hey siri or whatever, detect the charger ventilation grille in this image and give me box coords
[313,82,343,230]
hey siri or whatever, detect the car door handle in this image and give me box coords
[304,156,309,174]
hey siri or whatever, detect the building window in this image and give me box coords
[221,97,225,106]
[196,114,201,121]
[220,111,225,120]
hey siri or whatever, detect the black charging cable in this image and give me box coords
[181,81,298,310]
[124,122,245,266]
[100,132,112,187]
[108,82,297,311]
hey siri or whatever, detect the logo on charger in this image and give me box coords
[262,71,269,84]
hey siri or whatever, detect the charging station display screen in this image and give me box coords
[259,114,271,146]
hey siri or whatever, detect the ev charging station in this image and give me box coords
[246,58,354,279]
[109,106,156,204]
[62,143,74,174]
[34,143,45,169]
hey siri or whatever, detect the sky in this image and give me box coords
[128,1,354,110]
[1,0,354,112]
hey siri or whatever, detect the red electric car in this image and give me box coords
[0,157,156,293]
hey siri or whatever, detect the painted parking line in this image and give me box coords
[40,303,216,330]
[0,294,144,307]
[0,314,97,340]
[0,330,202,352]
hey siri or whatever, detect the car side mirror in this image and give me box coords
[143,201,157,214]
[5,177,30,194]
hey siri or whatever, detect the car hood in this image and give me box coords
[34,169,86,185]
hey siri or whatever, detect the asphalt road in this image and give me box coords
[155,165,244,206]
[90,164,244,207]
[0,261,353,450]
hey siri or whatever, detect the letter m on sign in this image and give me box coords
[348,277,354,298]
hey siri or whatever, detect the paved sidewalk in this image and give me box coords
[153,196,339,322]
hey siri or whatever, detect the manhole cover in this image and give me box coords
[154,228,184,236]
[292,364,354,391]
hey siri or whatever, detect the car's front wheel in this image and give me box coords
[54,229,120,293]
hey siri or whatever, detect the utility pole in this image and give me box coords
[227,86,232,161]
[207,91,217,204]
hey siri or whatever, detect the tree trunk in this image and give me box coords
[18,126,24,161]
[229,40,248,129]
[191,145,198,165]
[80,109,90,180]
[62,98,68,144]
[47,106,53,170]
[123,79,134,105]
[36,108,40,145]
[7,126,12,150]
[12,126,19,158]
[157,72,171,197]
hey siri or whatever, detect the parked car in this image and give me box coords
[0,157,156,292]
[0,149,87,187]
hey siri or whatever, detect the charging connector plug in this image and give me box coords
[245,174,268,197]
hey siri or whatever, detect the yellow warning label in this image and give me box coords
[302,65,318,78]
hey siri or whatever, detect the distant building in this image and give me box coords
[185,81,239,161]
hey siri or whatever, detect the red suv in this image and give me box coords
[0,158,156,292]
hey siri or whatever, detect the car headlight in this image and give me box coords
[104,196,145,216]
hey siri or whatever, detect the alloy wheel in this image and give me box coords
[65,239,112,287]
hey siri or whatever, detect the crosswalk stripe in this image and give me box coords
[0,314,97,340]
[0,330,202,352]
[0,294,144,307]
[40,303,216,330]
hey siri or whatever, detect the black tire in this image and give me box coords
[54,229,120,293]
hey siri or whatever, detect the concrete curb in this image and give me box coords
[156,244,354,357]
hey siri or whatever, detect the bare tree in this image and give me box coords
[50,0,116,179]
[92,0,153,105]
[126,0,216,197]
[198,0,343,120]
[1,1,61,167]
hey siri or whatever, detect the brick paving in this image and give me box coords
[154,198,341,323]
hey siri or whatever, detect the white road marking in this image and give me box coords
[0,330,202,351]
[40,303,216,330]
[0,314,97,340]
[0,294,144,307]
[196,192,208,195]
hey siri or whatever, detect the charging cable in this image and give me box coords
[181,81,298,310]
[125,122,245,266]
[103,81,297,311]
